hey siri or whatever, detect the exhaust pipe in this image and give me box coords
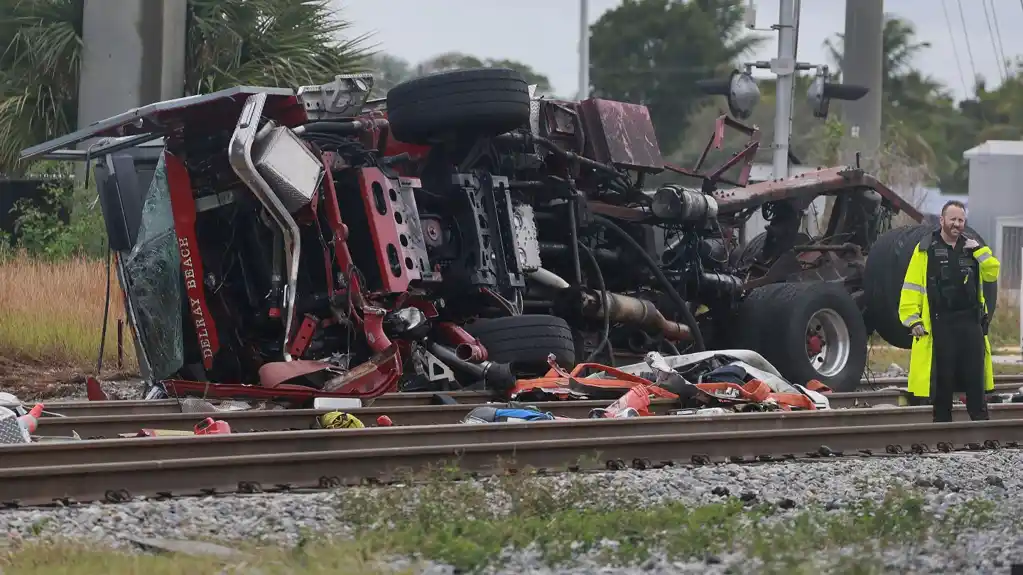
[529,267,691,341]
[580,290,692,341]
[229,93,303,361]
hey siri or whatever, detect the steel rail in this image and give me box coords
[7,404,1023,470]
[40,378,1023,417]
[3,418,1022,506]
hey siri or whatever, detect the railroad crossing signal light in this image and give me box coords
[696,69,761,120]
[807,72,869,119]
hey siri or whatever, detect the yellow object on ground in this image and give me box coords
[319,411,365,429]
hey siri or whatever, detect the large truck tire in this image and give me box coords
[864,224,997,349]
[386,68,531,145]
[738,281,868,392]
[464,314,576,375]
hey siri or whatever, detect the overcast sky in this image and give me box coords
[335,0,1023,102]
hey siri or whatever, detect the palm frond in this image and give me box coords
[0,0,370,173]
[185,0,372,94]
[0,0,82,174]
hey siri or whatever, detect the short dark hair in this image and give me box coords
[941,200,967,216]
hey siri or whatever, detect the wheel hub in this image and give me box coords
[804,308,851,378]
[806,334,824,356]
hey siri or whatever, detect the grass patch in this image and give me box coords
[336,473,996,573]
[3,478,999,574]
[989,290,1021,349]
[0,539,409,575]
[0,252,136,374]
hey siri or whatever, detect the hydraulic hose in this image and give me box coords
[591,214,706,352]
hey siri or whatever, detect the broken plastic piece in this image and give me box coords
[312,397,363,410]
[17,404,43,434]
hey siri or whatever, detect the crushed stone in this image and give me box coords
[3,450,1023,573]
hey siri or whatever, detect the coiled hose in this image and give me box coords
[591,214,706,352]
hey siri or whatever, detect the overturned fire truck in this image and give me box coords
[21,68,955,400]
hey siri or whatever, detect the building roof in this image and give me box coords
[919,189,968,215]
[963,140,1023,159]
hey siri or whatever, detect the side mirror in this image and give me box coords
[95,153,145,252]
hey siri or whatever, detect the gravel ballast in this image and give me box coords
[3,449,1023,573]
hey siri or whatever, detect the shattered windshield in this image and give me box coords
[121,153,184,379]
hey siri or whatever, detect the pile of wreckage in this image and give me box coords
[0,349,835,444]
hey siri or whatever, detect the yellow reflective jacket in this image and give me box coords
[898,238,1000,397]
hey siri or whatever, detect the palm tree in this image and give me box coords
[0,0,370,173]
[824,15,955,181]
[824,15,940,96]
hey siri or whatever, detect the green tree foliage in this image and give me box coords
[588,0,764,154]
[366,53,414,96]
[367,52,554,96]
[0,0,369,257]
[184,0,371,95]
[0,0,83,176]
[0,0,370,174]
[824,14,958,183]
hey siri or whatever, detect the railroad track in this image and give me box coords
[22,394,937,437]
[11,404,1023,468]
[37,380,1023,424]
[3,409,1022,506]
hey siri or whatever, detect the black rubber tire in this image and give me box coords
[464,314,576,374]
[738,281,868,392]
[386,68,531,145]
[734,282,785,353]
[863,225,930,349]
[863,224,997,349]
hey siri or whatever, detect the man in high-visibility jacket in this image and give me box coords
[898,200,1000,422]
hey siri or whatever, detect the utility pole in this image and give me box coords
[578,0,590,99]
[839,0,884,166]
[771,0,798,182]
[78,0,186,130]
[704,1,869,240]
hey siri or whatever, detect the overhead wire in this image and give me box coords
[956,0,979,84]
[988,0,1009,79]
[980,0,1006,82]
[942,0,970,96]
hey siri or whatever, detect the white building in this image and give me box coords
[963,140,1023,295]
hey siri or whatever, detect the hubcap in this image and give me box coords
[805,308,851,378]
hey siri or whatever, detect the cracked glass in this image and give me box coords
[120,153,184,379]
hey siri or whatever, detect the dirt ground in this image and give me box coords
[0,356,136,401]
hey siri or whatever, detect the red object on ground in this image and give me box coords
[86,377,109,401]
[603,385,653,417]
[376,415,393,427]
[194,417,232,435]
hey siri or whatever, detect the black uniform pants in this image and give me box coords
[930,308,989,422]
